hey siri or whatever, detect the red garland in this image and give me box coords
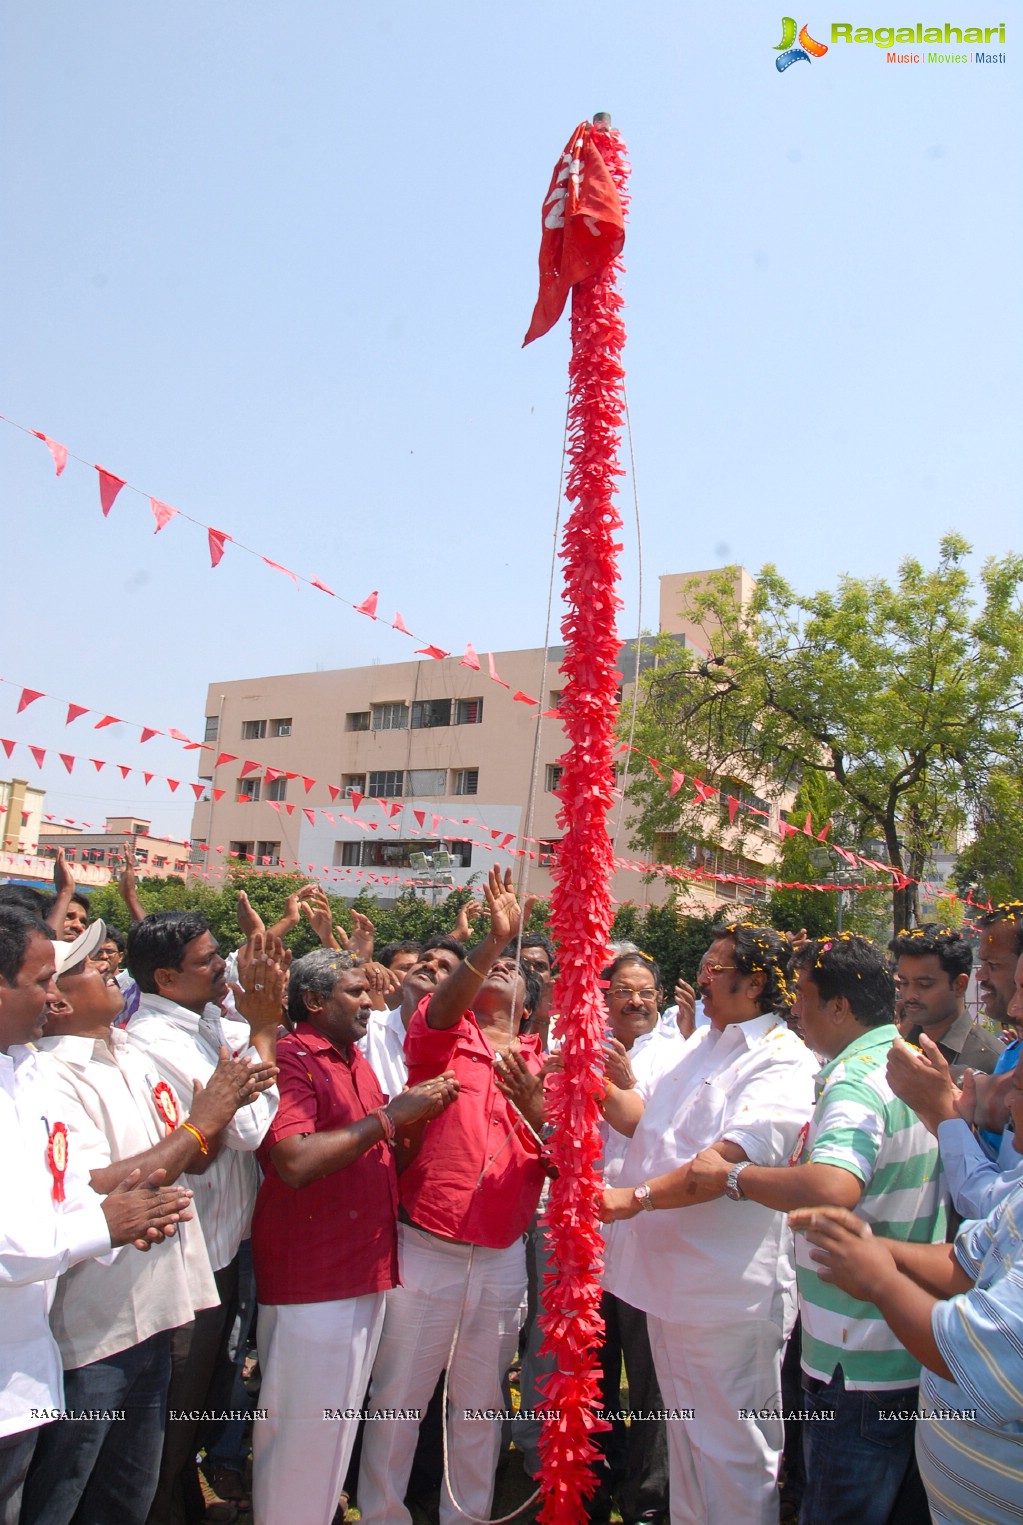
[538,123,629,1525]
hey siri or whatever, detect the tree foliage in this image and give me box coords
[953,766,1023,908]
[624,537,1023,934]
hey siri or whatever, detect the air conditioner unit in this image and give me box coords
[343,786,360,798]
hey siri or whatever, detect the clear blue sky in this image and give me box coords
[2,2,1019,842]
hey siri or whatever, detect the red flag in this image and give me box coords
[91,759,104,771]
[140,727,159,743]
[310,577,335,596]
[118,765,131,779]
[349,791,363,812]
[817,821,833,842]
[191,783,205,799]
[669,769,686,797]
[355,591,379,618]
[415,645,448,661]
[208,528,231,567]
[33,431,68,475]
[215,752,238,767]
[239,761,260,777]
[167,779,180,793]
[59,754,74,773]
[523,121,626,345]
[29,747,46,767]
[0,740,14,759]
[327,784,341,802]
[513,691,538,705]
[728,795,740,825]
[212,789,225,801]
[413,809,426,828]
[96,467,126,517]
[65,702,88,724]
[487,653,510,689]
[392,611,411,634]
[264,558,299,588]
[17,688,43,713]
[302,808,316,826]
[142,773,154,786]
[302,777,315,795]
[803,812,814,838]
[460,643,480,671]
[150,498,178,533]
[95,714,121,729]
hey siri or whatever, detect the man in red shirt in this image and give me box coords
[357,870,546,1525]
[251,949,457,1525]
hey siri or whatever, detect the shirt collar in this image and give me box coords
[291,1019,362,1065]
[715,1011,786,1050]
[135,992,210,1032]
[818,1022,898,1080]
[36,1033,110,1068]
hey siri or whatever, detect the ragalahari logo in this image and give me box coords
[775,17,829,70]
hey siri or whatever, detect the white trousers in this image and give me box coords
[647,1313,784,1525]
[252,1293,385,1525]
[357,1225,526,1525]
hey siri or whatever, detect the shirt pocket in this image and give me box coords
[678,1078,729,1151]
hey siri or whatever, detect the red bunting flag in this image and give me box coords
[327,785,341,802]
[59,754,74,773]
[392,611,411,634]
[142,773,154,786]
[513,691,538,705]
[96,467,126,517]
[263,558,299,588]
[310,577,335,596]
[0,741,14,758]
[239,761,260,777]
[302,809,316,826]
[728,795,740,824]
[167,779,180,793]
[33,431,68,475]
[215,753,238,767]
[302,777,315,794]
[460,643,481,671]
[355,591,379,618]
[95,715,121,729]
[140,728,159,743]
[817,821,832,842]
[669,769,686,797]
[523,120,626,345]
[487,653,510,689]
[648,757,665,780]
[191,783,205,799]
[65,703,88,724]
[284,803,295,816]
[413,809,426,828]
[17,689,43,713]
[349,791,363,812]
[415,645,448,661]
[693,778,718,803]
[118,765,131,779]
[29,747,46,767]
[212,789,225,801]
[208,528,231,567]
[91,759,104,771]
[150,498,179,533]
[803,813,814,837]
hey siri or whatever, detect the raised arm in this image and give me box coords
[426,867,532,1030]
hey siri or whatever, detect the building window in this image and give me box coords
[336,841,361,867]
[237,778,262,802]
[537,839,560,866]
[453,768,479,797]
[369,770,404,798]
[407,768,447,797]
[545,765,563,793]
[270,717,293,737]
[454,697,484,725]
[153,856,167,869]
[256,840,280,865]
[446,839,473,868]
[267,776,288,802]
[371,703,408,732]
[229,842,254,860]
[342,774,366,797]
[241,719,267,741]
[411,699,451,730]
[346,711,370,732]
[203,715,219,743]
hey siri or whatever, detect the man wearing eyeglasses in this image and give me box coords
[599,923,816,1525]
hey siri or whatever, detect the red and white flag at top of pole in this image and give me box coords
[523,118,626,345]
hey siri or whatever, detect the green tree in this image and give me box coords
[953,766,1023,907]
[625,538,1023,935]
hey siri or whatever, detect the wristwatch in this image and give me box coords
[632,1183,656,1212]
[725,1162,752,1201]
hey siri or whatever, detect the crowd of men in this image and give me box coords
[1,853,1022,1525]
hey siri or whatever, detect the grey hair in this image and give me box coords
[287,947,357,1028]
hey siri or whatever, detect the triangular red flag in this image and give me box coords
[239,760,260,777]
[150,498,179,533]
[817,821,832,842]
[413,809,426,828]
[349,791,363,812]
[167,779,180,793]
[208,528,231,567]
[29,747,46,767]
[33,431,68,475]
[263,558,299,588]
[118,765,131,779]
[96,467,126,517]
[310,577,335,596]
[91,759,104,771]
[728,795,740,825]
[392,611,411,634]
[212,789,225,801]
[524,120,626,345]
[803,813,814,838]
[215,752,238,767]
[302,809,316,826]
[267,801,281,814]
[95,715,121,729]
[513,691,538,705]
[284,803,295,816]
[487,653,510,689]
[264,768,282,783]
[191,783,205,800]
[387,802,402,818]
[142,772,154,786]
[0,740,14,759]
[327,784,341,802]
[693,778,718,803]
[59,753,74,773]
[669,770,685,797]
[140,728,159,743]
[167,729,190,743]
[460,643,481,671]
[65,703,88,724]
[355,591,379,618]
[648,757,665,780]
[17,688,43,713]
[415,645,449,661]
[302,777,315,794]
[779,820,799,839]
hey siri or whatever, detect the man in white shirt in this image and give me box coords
[23,928,272,1525]
[126,911,284,1525]
[0,908,193,1525]
[600,922,817,1525]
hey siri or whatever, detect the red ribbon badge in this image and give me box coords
[788,1121,811,1167]
[47,1121,69,1203]
[152,1081,180,1133]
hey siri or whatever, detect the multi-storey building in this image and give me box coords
[189,570,786,910]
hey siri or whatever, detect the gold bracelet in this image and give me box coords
[181,1120,209,1157]
[463,955,488,980]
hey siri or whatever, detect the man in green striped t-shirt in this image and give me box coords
[689,934,946,1525]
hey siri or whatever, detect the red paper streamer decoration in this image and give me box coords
[535,116,628,1525]
[33,431,68,476]
[208,528,231,567]
[96,467,126,517]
